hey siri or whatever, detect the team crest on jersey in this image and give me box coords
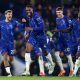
[9,24,13,29]
[78,46,80,51]
[36,17,43,24]
[64,48,70,52]
[44,45,46,48]
[68,20,72,24]
[11,50,15,55]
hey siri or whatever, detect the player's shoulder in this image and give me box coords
[33,12,43,22]
[72,19,77,25]
[34,12,40,16]
[56,17,60,21]
[63,16,69,20]
[56,17,60,23]
[64,16,72,23]
[11,18,18,24]
[11,18,17,22]
[64,16,71,20]
[0,20,5,24]
[63,16,68,20]
[34,12,41,18]
[64,15,68,18]
[56,17,59,20]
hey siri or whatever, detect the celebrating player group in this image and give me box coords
[0,4,80,77]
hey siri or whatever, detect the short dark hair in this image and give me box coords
[56,7,63,11]
[5,10,13,14]
[26,4,33,8]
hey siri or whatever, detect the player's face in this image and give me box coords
[26,7,33,16]
[5,12,12,21]
[56,10,63,18]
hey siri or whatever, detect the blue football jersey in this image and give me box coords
[0,19,23,44]
[56,16,72,30]
[27,12,46,38]
[72,19,80,40]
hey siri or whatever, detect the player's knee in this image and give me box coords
[26,50,31,53]
[9,56,14,62]
[67,54,72,62]
[26,43,33,53]
[76,52,80,59]
[54,51,60,57]
[43,50,48,56]
[75,59,80,67]
[78,57,80,60]
[2,53,8,61]
[25,53,31,62]
[36,53,42,58]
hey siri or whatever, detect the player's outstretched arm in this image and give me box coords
[33,13,44,31]
[60,26,72,33]
[25,27,33,31]
[52,26,72,33]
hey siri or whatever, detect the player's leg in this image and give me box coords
[66,48,74,76]
[24,42,33,75]
[43,53,55,75]
[42,49,55,74]
[53,40,65,76]
[64,35,74,76]
[8,49,14,63]
[6,44,15,76]
[23,36,37,75]
[54,51,65,76]
[2,52,12,76]
[65,44,73,77]
[1,43,12,76]
[9,56,14,62]
[66,54,74,76]
[44,50,55,66]
[72,57,80,77]
[72,44,80,76]
[64,42,74,76]
[39,42,55,69]
[34,47,45,76]
[38,55,45,76]
[38,54,45,76]
[37,37,55,74]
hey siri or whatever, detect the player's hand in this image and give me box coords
[25,27,33,31]
[22,18,27,23]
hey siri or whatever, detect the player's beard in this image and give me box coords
[5,18,11,22]
[8,17,12,21]
[27,12,33,17]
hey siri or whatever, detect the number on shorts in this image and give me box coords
[11,50,14,55]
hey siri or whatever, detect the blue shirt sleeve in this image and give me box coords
[33,13,45,31]
[12,19,25,32]
[67,18,72,27]
[15,20,24,27]
[72,19,77,31]
[65,16,72,28]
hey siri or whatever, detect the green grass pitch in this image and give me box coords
[0,76,80,80]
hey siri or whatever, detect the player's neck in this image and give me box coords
[5,19,10,22]
[61,14,64,18]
